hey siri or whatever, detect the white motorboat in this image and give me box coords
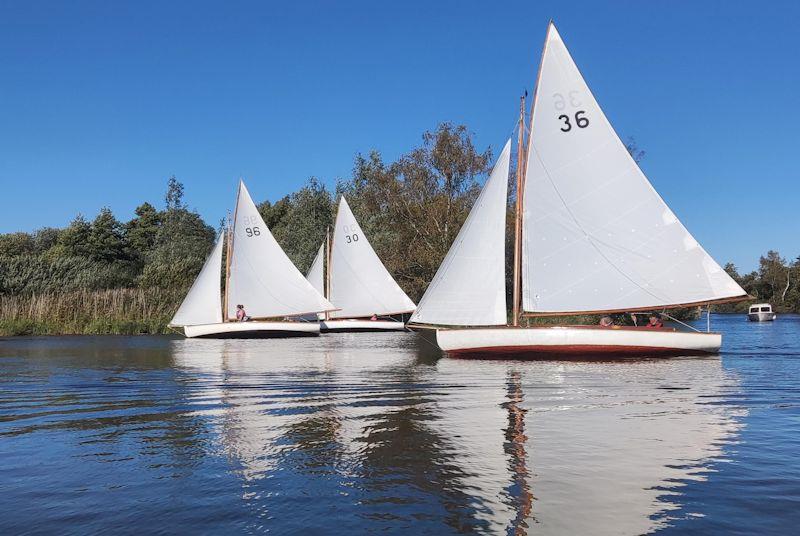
[408,22,748,358]
[169,180,335,338]
[304,197,416,333]
[747,303,777,322]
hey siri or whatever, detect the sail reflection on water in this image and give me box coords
[171,338,744,534]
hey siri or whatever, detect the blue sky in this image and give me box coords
[1,0,798,271]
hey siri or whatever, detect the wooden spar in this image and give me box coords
[223,212,233,322]
[512,95,526,327]
[520,294,751,317]
[224,181,242,322]
[325,226,331,321]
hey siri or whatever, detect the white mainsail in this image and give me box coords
[522,23,745,314]
[329,197,416,318]
[170,231,225,326]
[306,242,325,297]
[227,180,335,320]
[410,140,511,326]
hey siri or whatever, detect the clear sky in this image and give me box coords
[1,0,798,271]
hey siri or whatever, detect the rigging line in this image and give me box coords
[659,311,701,333]
[528,142,670,306]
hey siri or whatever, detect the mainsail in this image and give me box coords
[522,23,745,314]
[329,197,416,318]
[227,180,335,320]
[410,140,511,326]
[170,231,225,326]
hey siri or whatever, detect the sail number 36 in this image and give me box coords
[553,91,589,132]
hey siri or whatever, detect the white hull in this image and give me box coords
[320,319,407,333]
[748,312,776,322]
[435,326,722,358]
[182,321,320,339]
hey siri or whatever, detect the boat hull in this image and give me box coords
[747,312,776,322]
[435,326,722,358]
[320,319,407,333]
[182,321,320,339]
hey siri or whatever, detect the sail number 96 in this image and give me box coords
[342,224,359,244]
[558,111,589,132]
[241,215,261,237]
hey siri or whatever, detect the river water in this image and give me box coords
[1,314,798,535]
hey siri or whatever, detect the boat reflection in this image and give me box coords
[171,335,744,534]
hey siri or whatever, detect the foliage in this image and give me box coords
[0,123,798,335]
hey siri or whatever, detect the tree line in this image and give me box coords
[0,122,797,334]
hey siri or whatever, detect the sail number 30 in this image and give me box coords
[342,224,359,244]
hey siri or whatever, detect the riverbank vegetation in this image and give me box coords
[1,123,797,335]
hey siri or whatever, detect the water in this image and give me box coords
[1,315,798,535]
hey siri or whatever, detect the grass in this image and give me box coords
[0,288,183,336]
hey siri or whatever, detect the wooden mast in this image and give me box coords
[512,95,526,327]
[223,211,233,322]
[223,180,242,322]
[324,226,331,321]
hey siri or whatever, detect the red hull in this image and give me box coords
[447,344,714,360]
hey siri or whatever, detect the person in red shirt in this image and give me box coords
[645,315,663,328]
[236,304,250,322]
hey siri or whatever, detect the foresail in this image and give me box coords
[329,197,416,318]
[227,181,335,319]
[522,24,745,314]
[410,139,511,326]
[306,242,325,297]
[170,231,224,326]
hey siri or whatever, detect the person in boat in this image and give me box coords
[645,315,663,329]
[236,304,250,322]
[370,314,378,321]
[599,316,614,327]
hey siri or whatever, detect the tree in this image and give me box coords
[165,175,185,210]
[55,215,92,257]
[339,122,492,299]
[126,202,161,259]
[88,208,128,263]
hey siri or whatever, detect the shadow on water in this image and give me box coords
[3,316,796,534]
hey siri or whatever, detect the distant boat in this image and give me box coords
[306,197,416,332]
[409,22,748,358]
[748,303,777,322]
[169,180,335,338]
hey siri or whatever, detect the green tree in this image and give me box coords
[88,208,129,263]
[340,122,492,300]
[126,202,161,259]
[55,215,92,257]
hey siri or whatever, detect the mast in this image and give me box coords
[325,226,331,321]
[512,95,526,327]
[224,181,242,322]
[223,212,233,322]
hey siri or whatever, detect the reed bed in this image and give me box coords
[0,288,183,335]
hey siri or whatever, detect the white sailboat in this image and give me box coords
[308,197,416,332]
[410,22,747,357]
[170,180,335,338]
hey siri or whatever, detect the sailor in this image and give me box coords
[599,316,613,327]
[645,315,663,328]
[236,304,250,322]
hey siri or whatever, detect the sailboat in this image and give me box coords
[409,22,747,357]
[169,180,335,338]
[306,196,416,332]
